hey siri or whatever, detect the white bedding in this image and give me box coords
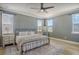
[16,34,48,44]
[16,34,49,54]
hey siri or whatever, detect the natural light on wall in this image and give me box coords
[72,13,79,34]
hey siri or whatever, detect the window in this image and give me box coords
[47,19,53,32]
[72,14,79,34]
[2,13,14,34]
[37,19,53,33]
[37,19,43,32]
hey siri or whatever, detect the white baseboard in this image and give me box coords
[49,37,79,45]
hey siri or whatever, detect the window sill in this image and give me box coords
[71,32,79,34]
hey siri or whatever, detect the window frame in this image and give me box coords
[2,13,14,34]
[37,18,53,33]
[37,19,43,32]
[72,13,79,34]
[47,19,53,32]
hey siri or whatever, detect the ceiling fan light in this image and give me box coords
[40,9,44,12]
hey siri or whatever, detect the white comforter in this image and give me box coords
[16,34,48,51]
[16,34,48,45]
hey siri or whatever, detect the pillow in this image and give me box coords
[19,32,29,36]
[30,31,35,35]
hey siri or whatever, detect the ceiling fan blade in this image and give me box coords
[44,6,54,9]
[31,7,40,9]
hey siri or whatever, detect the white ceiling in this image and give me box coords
[0,3,79,18]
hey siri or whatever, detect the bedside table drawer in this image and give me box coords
[10,40,14,43]
[2,34,15,47]
[3,38,9,42]
[3,40,9,44]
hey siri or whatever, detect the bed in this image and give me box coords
[16,31,50,54]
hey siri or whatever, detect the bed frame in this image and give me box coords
[17,38,50,55]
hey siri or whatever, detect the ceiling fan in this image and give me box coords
[31,3,54,13]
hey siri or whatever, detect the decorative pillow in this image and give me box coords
[19,31,35,36]
[19,32,29,36]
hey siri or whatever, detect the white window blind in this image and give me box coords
[2,13,14,34]
[72,14,79,33]
[37,20,43,32]
[47,19,53,32]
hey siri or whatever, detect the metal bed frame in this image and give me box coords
[17,38,50,55]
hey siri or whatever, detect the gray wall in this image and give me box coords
[14,14,37,32]
[0,11,2,46]
[0,11,2,34]
[49,14,79,42]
